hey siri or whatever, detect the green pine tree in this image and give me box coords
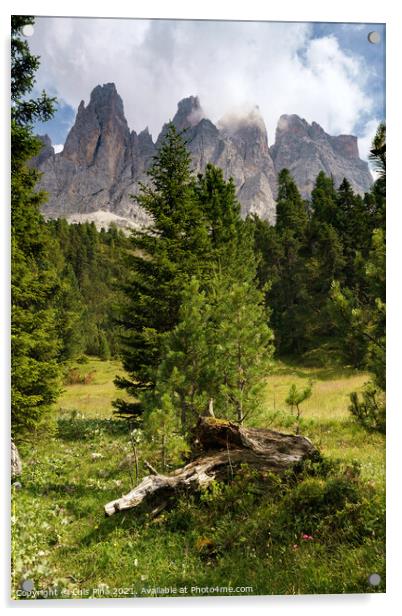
[147,266,274,435]
[275,168,308,236]
[329,124,386,431]
[145,277,213,434]
[209,270,274,423]
[114,123,210,415]
[11,16,61,436]
[310,171,338,226]
[268,170,309,354]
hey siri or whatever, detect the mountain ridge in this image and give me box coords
[31,82,373,230]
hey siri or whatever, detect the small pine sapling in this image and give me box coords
[285,381,313,434]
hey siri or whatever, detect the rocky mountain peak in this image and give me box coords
[172,95,204,130]
[61,83,130,172]
[137,127,154,149]
[219,106,267,135]
[275,114,310,138]
[271,114,371,196]
[330,134,359,159]
[32,84,373,230]
[88,82,126,125]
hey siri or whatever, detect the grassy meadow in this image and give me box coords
[11,358,385,599]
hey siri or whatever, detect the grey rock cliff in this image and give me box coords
[163,97,277,221]
[37,83,153,228]
[270,114,372,197]
[33,84,372,229]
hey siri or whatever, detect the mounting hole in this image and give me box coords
[21,579,34,592]
[22,24,34,37]
[368,573,381,586]
[368,31,380,44]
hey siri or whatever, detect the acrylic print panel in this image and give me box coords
[11,15,385,600]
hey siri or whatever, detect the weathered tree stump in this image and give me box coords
[104,416,317,517]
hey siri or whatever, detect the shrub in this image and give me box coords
[272,472,382,545]
[63,368,95,385]
[349,382,385,433]
[76,355,90,364]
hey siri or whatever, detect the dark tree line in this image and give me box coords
[251,134,385,431]
[46,219,130,360]
[252,164,385,367]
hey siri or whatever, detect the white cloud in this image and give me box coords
[357,118,380,177]
[53,144,64,154]
[30,17,376,155]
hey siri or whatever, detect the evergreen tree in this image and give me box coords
[146,277,213,434]
[267,170,309,354]
[275,168,308,235]
[146,267,274,435]
[194,163,253,274]
[11,16,55,126]
[369,122,386,194]
[209,270,274,423]
[300,173,346,355]
[98,331,111,361]
[114,123,209,415]
[329,124,386,431]
[54,262,85,362]
[116,128,273,421]
[310,171,338,227]
[11,16,61,436]
[251,215,282,294]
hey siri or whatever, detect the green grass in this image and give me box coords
[59,358,131,417]
[259,362,385,487]
[11,358,385,599]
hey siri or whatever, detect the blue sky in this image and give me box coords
[311,22,385,134]
[29,18,385,161]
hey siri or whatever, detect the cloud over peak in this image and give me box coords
[30,17,381,155]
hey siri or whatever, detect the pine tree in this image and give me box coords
[209,270,274,423]
[116,130,274,422]
[329,125,386,431]
[147,267,274,435]
[11,16,61,436]
[98,331,111,361]
[268,170,309,354]
[301,173,346,354]
[275,168,308,236]
[147,277,213,434]
[54,262,85,362]
[369,123,386,194]
[310,171,338,226]
[114,123,209,415]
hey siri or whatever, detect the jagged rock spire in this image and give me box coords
[31,84,372,230]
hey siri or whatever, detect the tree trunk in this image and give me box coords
[104,416,317,517]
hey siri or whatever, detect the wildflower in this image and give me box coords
[302,533,313,541]
[292,544,299,550]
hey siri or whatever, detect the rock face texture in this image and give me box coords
[158,97,277,221]
[270,114,372,197]
[35,84,153,228]
[33,83,372,229]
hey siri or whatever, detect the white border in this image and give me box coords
[1,1,401,615]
